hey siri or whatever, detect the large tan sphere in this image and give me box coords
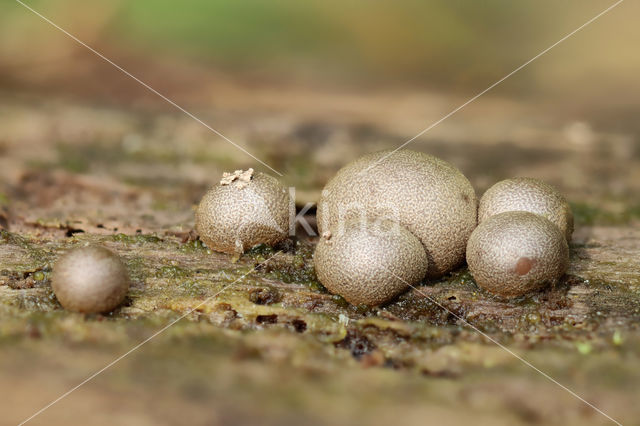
[314,219,428,306]
[317,150,477,277]
[52,245,130,313]
[479,177,573,241]
[466,211,569,298]
[195,169,293,254]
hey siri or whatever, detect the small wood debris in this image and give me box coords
[220,168,255,188]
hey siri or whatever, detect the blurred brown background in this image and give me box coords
[1,0,639,212]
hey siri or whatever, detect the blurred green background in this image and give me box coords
[1,0,638,101]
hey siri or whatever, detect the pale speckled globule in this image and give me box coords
[478,177,574,241]
[314,219,428,306]
[317,149,477,278]
[52,245,130,313]
[466,211,569,298]
[195,172,293,254]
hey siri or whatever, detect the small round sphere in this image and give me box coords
[195,169,293,254]
[317,150,477,278]
[479,177,573,241]
[52,245,130,313]
[314,219,428,306]
[466,211,569,298]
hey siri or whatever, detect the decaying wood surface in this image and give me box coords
[1,89,639,426]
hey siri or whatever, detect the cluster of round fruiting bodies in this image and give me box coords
[312,152,572,304]
[190,151,571,306]
[467,178,571,298]
[49,151,572,313]
[314,150,478,305]
[190,149,572,305]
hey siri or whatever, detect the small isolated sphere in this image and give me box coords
[195,169,293,254]
[317,150,477,278]
[52,245,130,313]
[314,219,428,306]
[466,211,569,298]
[479,177,574,241]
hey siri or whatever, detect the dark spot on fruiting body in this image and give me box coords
[515,257,535,275]
[461,193,470,203]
